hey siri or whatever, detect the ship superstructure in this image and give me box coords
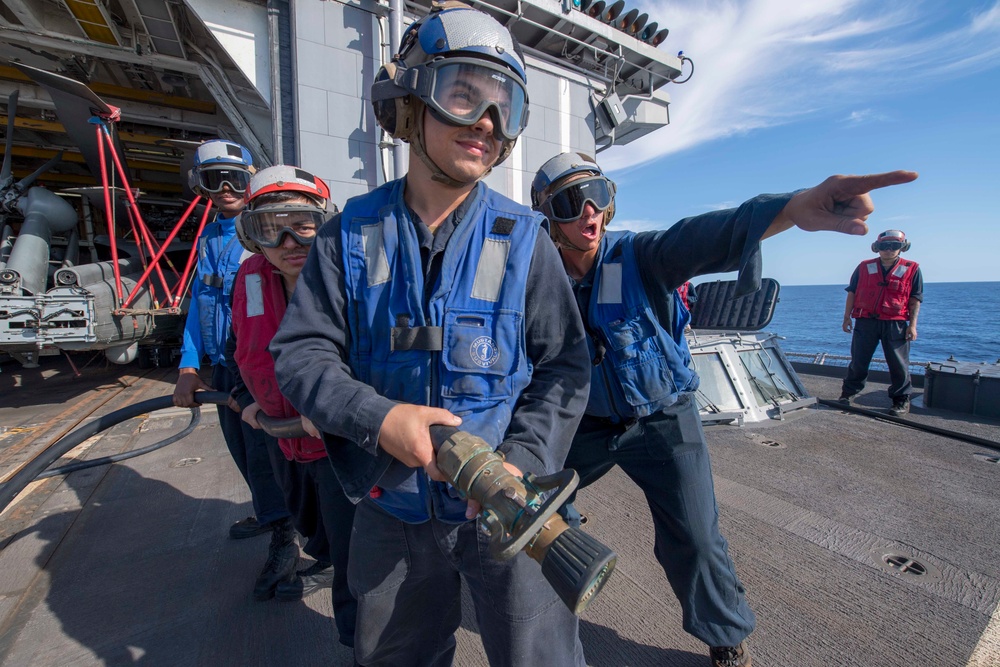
[0,0,686,366]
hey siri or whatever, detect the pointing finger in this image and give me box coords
[842,170,918,195]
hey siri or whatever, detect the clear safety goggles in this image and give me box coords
[539,176,616,224]
[242,206,325,248]
[198,168,251,194]
[404,58,528,140]
[875,240,904,251]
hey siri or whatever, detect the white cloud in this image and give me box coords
[599,0,1000,172]
[841,108,888,124]
[971,2,1000,32]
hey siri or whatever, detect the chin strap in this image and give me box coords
[550,224,589,253]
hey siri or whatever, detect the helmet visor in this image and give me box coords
[198,168,251,194]
[242,206,325,248]
[875,240,904,251]
[541,176,615,224]
[413,59,528,140]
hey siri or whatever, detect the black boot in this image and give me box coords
[275,560,335,601]
[252,518,298,601]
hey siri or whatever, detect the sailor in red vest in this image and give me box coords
[676,281,697,312]
[839,229,923,415]
[224,166,356,647]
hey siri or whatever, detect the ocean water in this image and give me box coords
[761,281,1000,365]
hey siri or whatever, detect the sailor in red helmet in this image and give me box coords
[224,165,356,647]
[839,229,923,415]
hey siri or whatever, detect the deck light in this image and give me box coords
[600,0,625,24]
[616,8,638,31]
[649,27,669,46]
[587,0,605,19]
[628,12,648,35]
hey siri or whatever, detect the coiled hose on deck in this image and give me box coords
[0,391,230,514]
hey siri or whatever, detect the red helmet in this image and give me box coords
[246,165,330,207]
[872,229,910,253]
[236,165,332,254]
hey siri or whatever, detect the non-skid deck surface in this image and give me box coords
[1,361,998,666]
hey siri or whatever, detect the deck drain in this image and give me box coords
[880,554,927,577]
[170,457,203,468]
[973,453,1000,465]
[746,433,786,449]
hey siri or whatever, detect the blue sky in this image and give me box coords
[600,0,1000,286]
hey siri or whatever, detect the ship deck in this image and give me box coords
[1,357,998,666]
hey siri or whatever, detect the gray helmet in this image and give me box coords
[531,153,616,250]
[371,1,530,185]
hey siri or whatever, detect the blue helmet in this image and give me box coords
[404,4,527,83]
[371,1,529,176]
[192,139,253,170]
[189,139,254,196]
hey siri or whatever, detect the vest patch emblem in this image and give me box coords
[471,336,500,368]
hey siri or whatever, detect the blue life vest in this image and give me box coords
[340,179,541,523]
[193,214,250,363]
[586,231,699,419]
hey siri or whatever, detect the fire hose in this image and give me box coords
[0,392,617,614]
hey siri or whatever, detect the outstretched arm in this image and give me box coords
[763,171,919,239]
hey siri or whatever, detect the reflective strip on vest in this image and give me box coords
[471,238,510,302]
[891,263,907,279]
[362,222,390,286]
[598,263,623,304]
[245,274,264,317]
[866,262,879,275]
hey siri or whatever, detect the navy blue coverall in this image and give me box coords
[561,192,793,648]
[271,183,591,667]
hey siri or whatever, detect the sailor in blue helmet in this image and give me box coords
[271,3,590,665]
[172,140,293,591]
[531,152,918,667]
